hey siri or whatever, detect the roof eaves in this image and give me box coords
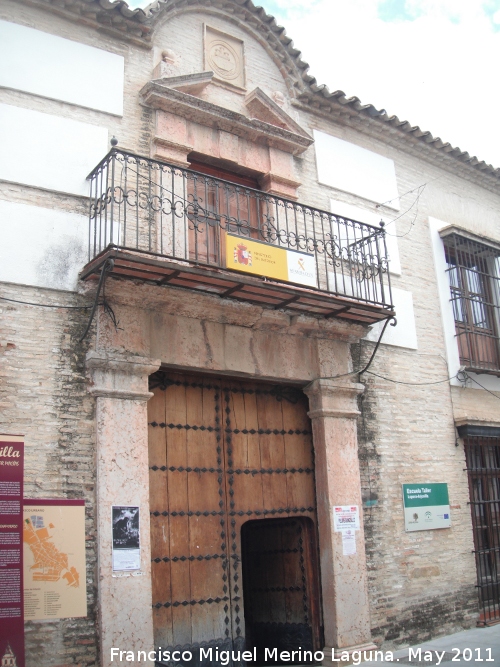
[23,0,500,179]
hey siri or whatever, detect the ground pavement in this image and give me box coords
[356,624,500,666]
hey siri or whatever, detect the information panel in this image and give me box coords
[225,233,317,287]
[0,434,24,667]
[23,499,87,620]
[402,483,451,532]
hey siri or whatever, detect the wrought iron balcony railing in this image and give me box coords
[85,149,393,317]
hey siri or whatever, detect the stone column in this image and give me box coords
[304,379,376,662]
[87,351,161,667]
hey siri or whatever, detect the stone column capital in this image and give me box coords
[304,378,364,419]
[86,351,161,401]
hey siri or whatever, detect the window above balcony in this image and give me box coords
[80,149,395,326]
[441,228,500,375]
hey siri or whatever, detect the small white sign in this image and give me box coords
[112,548,141,572]
[286,249,317,288]
[333,505,360,532]
[342,530,356,555]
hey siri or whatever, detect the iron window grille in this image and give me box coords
[442,232,500,375]
[461,426,500,624]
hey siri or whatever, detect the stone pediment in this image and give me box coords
[245,88,307,136]
[140,76,313,156]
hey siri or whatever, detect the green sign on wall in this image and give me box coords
[402,483,451,532]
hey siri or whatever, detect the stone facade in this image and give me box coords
[1,1,500,666]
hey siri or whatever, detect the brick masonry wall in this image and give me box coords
[451,385,500,423]
[0,283,97,666]
[353,337,479,647]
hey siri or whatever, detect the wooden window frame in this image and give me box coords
[187,160,263,266]
[443,233,500,374]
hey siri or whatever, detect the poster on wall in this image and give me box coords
[0,434,24,667]
[112,506,140,571]
[333,506,360,557]
[23,499,87,620]
[402,483,451,532]
[333,505,360,532]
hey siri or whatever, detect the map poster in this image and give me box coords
[23,499,87,620]
[112,506,140,571]
[0,434,24,667]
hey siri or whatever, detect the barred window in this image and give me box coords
[442,232,500,374]
[461,426,500,624]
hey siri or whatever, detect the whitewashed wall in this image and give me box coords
[314,130,400,210]
[0,104,108,196]
[364,287,418,349]
[0,200,88,291]
[429,216,500,391]
[0,21,124,115]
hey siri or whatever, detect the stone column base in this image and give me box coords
[322,643,379,666]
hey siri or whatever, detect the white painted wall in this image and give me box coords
[364,287,418,350]
[0,104,108,196]
[330,198,401,275]
[314,130,400,210]
[0,200,88,291]
[429,216,500,391]
[0,21,124,115]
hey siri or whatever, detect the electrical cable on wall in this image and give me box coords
[457,370,500,400]
[321,317,494,389]
[0,296,91,309]
[323,315,397,381]
[382,184,425,238]
[375,174,444,211]
[364,369,459,386]
[79,257,116,342]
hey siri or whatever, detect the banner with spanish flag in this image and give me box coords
[226,234,317,287]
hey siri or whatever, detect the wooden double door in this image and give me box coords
[148,371,322,665]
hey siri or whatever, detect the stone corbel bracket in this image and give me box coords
[305,378,364,420]
[86,351,161,402]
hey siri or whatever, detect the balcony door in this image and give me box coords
[187,161,261,266]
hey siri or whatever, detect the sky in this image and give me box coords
[129,0,500,168]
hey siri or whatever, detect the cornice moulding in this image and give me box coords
[140,80,313,155]
[18,0,500,183]
[154,71,215,95]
